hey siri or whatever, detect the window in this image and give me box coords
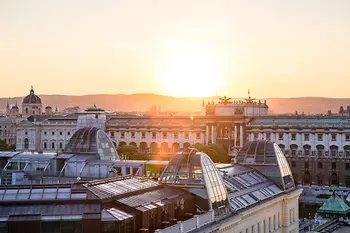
[273,214,276,230]
[52,132,55,136]
[257,222,260,233]
[163,132,167,139]
[59,142,63,149]
[304,134,309,141]
[67,131,71,136]
[266,133,271,140]
[346,134,350,141]
[110,132,114,137]
[185,132,189,139]
[52,142,55,149]
[25,131,28,135]
[196,132,200,139]
[305,162,309,169]
[44,142,47,149]
[278,133,283,140]
[44,131,47,135]
[121,132,125,138]
[59,131,63,135]
[318,162,323,169]
[269,217,271,232]
[317,134,323,141]
[174,132,178,139]
[291,133,296,140]
[331,134,337,141]
[332,162,336,169]
[141,132,145,138]
[152,132,156,138]
[131,132,135,138]
[346,163,350,170]
[291,161,296,168]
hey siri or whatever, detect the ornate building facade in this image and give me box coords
[246,116,350,187]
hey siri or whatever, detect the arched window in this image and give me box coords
[25,108,28,114]
[52,142,55,149]
[290,144,298,156]
[316,145,325,156]
[330,145,338,156]
[24,138,29,149]
[139,142,148,154]
[44,142,47,149]
[172,143,180,153]
[303,145,311,156]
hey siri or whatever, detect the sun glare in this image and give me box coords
[158,41,222,97]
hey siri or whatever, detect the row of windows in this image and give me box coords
[43,142,64,150]
[235,211,282,233]
[255,133,350,141]
[110,131,201,139]
[43,131,71,136]
[292,161,350,170]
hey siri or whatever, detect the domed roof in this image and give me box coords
[45,106,52,109]
[23,86,42,104]
[159,149,230,216]
[64,127,119,161]
[236,140,295,190]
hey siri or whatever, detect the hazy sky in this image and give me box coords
[1,0,350,98]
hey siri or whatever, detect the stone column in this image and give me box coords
[206,125,209,145]
[211,125,215,144]
[240,124,243,147]
[234,124,237,147]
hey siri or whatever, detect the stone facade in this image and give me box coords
[247,116,350,187]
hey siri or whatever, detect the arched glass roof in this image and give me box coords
[64,127,120,161]
[159,149,230,217]
[236,140,295,190]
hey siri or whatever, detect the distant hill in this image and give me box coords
[1,94,350,114]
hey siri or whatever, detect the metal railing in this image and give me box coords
[154,210,214,233]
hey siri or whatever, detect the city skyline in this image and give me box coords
[1,0,350,98]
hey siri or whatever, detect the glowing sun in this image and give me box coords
[158,41,222,97]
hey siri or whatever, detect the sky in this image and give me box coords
[1,0,350,98]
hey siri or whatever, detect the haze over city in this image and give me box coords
[1,0,350,98]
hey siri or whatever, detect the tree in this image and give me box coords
[191,143,231,163]
[0,140,15,151]
[117,145,148,160]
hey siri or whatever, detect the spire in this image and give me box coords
[6,100,9,110]
[30,85,34,94]
[202,99,205,108]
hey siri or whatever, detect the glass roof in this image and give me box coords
[84,177,159,200]
[0,187,87,202]
[220,164,283,212]
[236,140,295,190]
[159,149,230,216]
[64,127,119,161]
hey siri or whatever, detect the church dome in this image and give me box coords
[236,140,295,190]
[23,86,42,104]
[64,127,120,161]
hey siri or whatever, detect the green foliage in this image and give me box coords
[117,145,149,160]
[0,140,15,151]
[191,143,231,163]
